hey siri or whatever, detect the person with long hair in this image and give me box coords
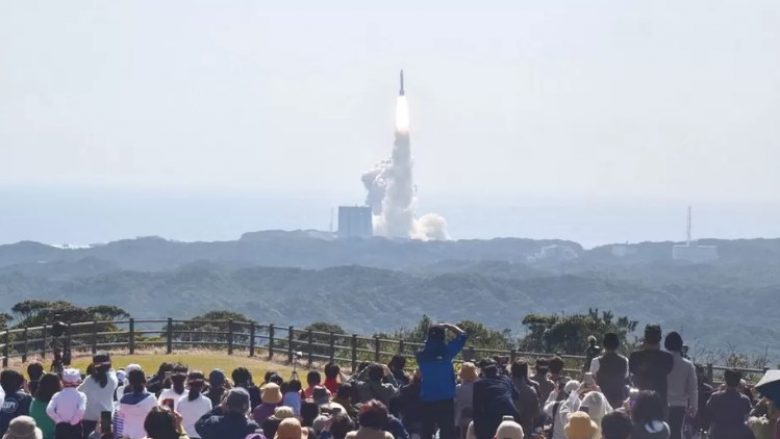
[203,371,228,408]
[115,368,157,439]
[664,332,697,439]
[230,368,260,411]
[143,407,186,439]
[26,362,45,397]
[30,374,61,439]
[79,353,118,439]
[509,361,539,437]
[174,372,211,439]
[158,365,188,407]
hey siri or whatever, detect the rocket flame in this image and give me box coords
[395,96,410,133]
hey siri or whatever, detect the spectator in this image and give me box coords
[543,380,580,439]
[584,336,602,373]
[663,332,698,439]
[455,363,478,439]
[253,383,282,425]
[4,416,44,439]
[509,361,539,436]
[415,323,468,439]
[303,373,324,401]
[300,402,319,428]
[147,364,174,397]
[578,378,613,439]
[332,384,358,419]
[354,364,398,405]
[388,356,410,387]
[472,360,520,439]
[159,365,189,407]
[114,368,157,439]
[0,370,32,437]
[230,369,260,411]
[600,411,632,439]
[261,406,294,439]
[630,391,670,439]
[705,369,753,439]
[46,368,87,439]
[692,365,713,434]
[531,360,555,406]
[30,374,60,439]
[275,418,308,439]
[26,363,44,397]
[263,372,284,387]
[329,413,354,439]
[397,371,423,439]
[629,325,674,408]
[195,388,259,439]
[323,364,342,395]
[143,407,185,439]
[591,333,629,409]
[548,358,566,390]
[175,372,212,439]
[204,371,228,408]
[281,380,302,417]
[345,400,393,439]
[114,364,142,401]
[494,416,524,439]
[564,411,597,439]
[79,353,118,439]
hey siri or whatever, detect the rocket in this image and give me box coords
[399,69,405,96]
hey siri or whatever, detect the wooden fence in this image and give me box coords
[0,318,768,384]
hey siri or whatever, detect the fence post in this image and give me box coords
[66,323,72,363]
[166,318,173,354]
[227,320,234,355]
[510,349,517,364]
[307,329,314,366]
[268,324,275,360]
[91,320,98,354]
[398,338,405,354]
[374,336,381,363]
[41,325,47,359]
[706,363,714,384]
[22,327,28,363]
[328,332,335,362]
[351,334,358,373]
[249,322,256,358]
[2,330,9,368]
[129,318,135,355]
[287,326,294,363]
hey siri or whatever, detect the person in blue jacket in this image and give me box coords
[414,323,468,439]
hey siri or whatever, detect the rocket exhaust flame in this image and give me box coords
[361,71,449,241]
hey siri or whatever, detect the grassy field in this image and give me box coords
[9,349,302,383]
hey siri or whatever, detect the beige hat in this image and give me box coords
[273,406,295,420]
[494,416,524,439]
[564,412,598,439]
[274,418,309,439]
[261,383,283,405]
[459,362,479,382]
[3,416,42,439]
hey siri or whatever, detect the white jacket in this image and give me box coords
[114,392,156,439]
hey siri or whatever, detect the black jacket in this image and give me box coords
[472,377,519,439]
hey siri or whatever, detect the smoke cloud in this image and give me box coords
[362,96,449,241]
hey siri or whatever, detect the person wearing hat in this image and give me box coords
[79,353,118,439]
[564,412,598,439]
[3,416,43,439]
[253,383,282,424]
[629,325,673,409]
[175,372,212,439]
[455,363,478,439]
[274,418,308,439]
[158,365,189,408]
[261,406,295,439]
[195,388,259,439]
[0,370,33,437]
[46,369,87,439]
[415,323,468,439]
[494,416,524,439]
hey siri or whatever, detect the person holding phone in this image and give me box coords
[158,365,189,408]
[80,353,118,439]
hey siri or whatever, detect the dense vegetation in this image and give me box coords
[1,233,779,360]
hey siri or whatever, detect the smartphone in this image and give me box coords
[100,411,112,434]
[162,399,175,410]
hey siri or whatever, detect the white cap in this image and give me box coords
[125,364,143,373]
[62,368,81,385]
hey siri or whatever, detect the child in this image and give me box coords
[282,379,302,416]
[46,368,87,439]
[0,370,33,437]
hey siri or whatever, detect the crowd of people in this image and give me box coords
[0,323,777,439]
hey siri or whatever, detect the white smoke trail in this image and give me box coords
[362,96,449,241]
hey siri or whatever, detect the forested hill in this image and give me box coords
[1,232,780,356]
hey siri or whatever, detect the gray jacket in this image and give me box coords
[666,352,698,409]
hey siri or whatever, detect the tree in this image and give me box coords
[297,322,348,358]
[168,310,255,346]
[518,309,638,355]
[86,306,130,321]
[12,300,55,322]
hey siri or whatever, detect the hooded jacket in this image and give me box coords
[195,407,260,439]
[113,391,156,439]
[415,333,468,402]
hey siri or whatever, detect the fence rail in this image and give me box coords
[0,318,768,383]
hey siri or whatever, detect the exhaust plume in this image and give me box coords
[362,91,449,241]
